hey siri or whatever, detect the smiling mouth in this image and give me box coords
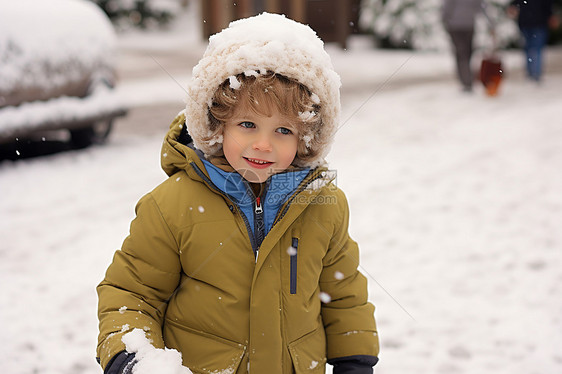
[244,157,273,168]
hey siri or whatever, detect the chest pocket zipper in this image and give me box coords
[290,237,298,294]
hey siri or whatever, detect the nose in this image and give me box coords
[252,133,272,152]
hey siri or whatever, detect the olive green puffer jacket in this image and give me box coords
[97,115,379,373]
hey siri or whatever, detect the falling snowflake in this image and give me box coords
[319,292,331,303]
[287,246,297,256]
[198,206,205,213]
[334,271,344,280]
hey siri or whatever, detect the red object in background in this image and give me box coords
[479,56,503,96]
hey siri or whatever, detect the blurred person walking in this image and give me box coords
[508,0,558,82]
[442,0,484,92]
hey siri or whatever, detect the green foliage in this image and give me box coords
[91,0,176,30]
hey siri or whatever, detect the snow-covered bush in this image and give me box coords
[359,0,519,51]
[91,0,181,30]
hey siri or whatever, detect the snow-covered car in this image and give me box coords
[0,0,126,148]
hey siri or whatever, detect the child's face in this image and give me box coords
[222,103,298,183]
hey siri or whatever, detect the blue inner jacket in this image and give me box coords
[201,159,310,236]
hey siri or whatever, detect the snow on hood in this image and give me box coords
[185,12,341,168]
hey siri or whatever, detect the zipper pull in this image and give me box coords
[255,196,263,213]
[254,196,265,263]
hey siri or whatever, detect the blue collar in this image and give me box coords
[201,159,310,235]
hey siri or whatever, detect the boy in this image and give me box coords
[97,13,379,374]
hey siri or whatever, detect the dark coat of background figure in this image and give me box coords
[508,0,558,82]
[442,0,484,92]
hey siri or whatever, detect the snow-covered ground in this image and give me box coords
[1,5,561,374]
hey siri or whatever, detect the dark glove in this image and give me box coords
[104,351,137,374]
[329,355,379,374]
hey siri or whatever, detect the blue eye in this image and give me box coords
[239,121,255,129]
[277,127,293,135]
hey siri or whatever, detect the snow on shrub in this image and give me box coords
[359,0,519,51]
[91,0,180,30]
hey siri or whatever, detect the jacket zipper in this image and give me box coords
[290,238,298,294]
[191,163,327,262]
[251,176,271,260]
[254,196,265,261]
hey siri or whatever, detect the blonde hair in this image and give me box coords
[206,72,323,166]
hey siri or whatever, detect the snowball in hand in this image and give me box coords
[122,329,192,374]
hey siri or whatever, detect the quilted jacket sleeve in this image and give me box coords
[96,193,182,369]
[319,188,380,362]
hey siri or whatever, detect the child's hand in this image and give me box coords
[122,329,192,374]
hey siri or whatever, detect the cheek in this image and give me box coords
[222,131,242,160]
[280,139,298,164]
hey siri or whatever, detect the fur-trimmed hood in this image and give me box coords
[184,12,341,167]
